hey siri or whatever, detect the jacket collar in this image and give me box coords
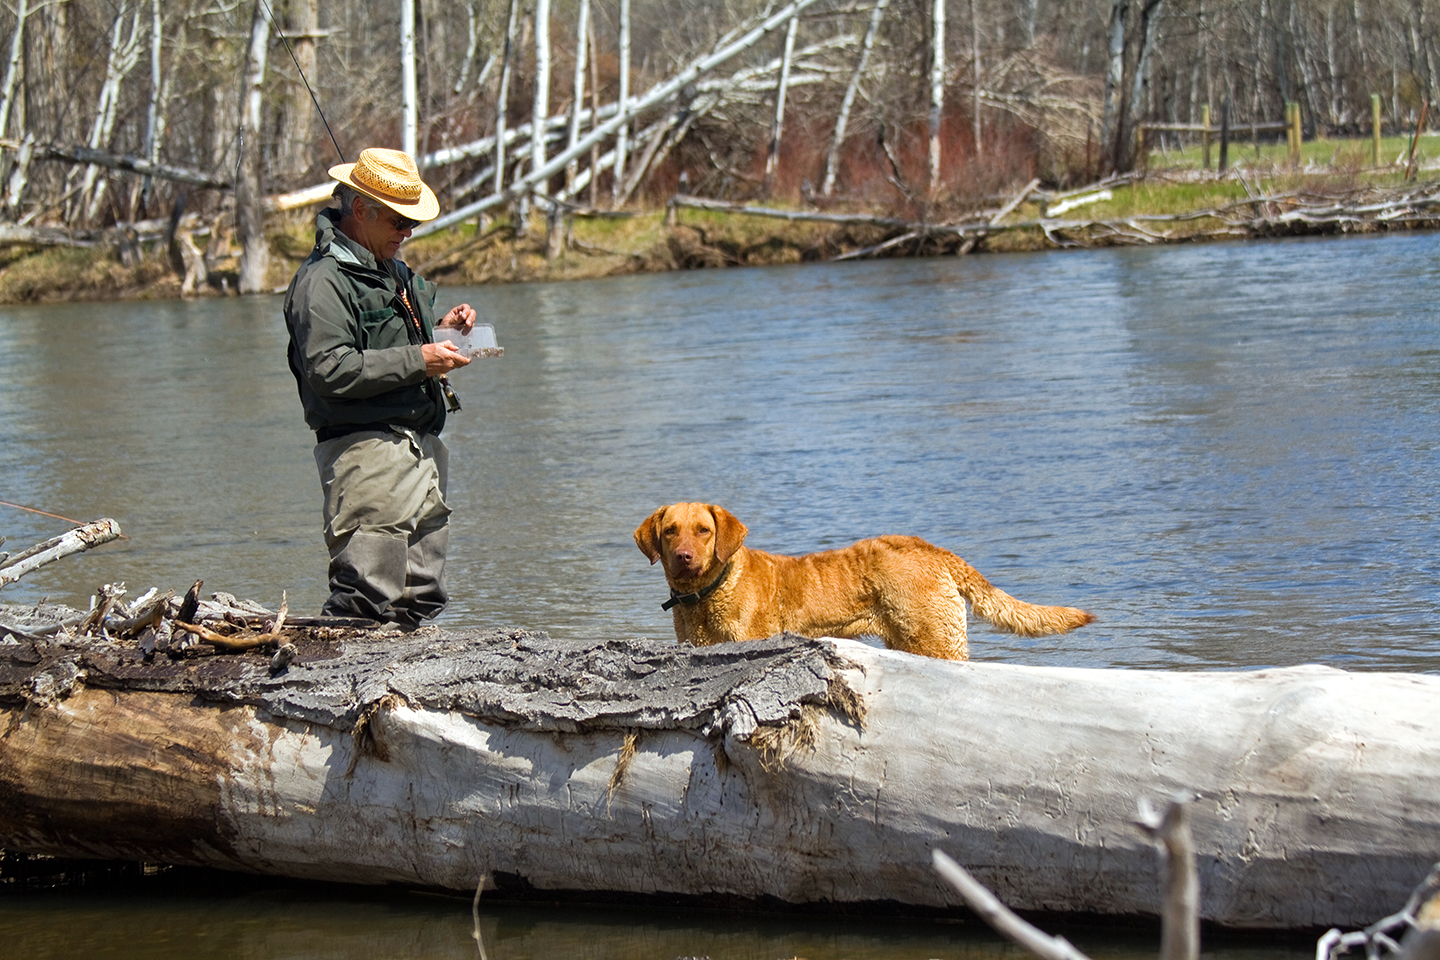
[314,207,410,279]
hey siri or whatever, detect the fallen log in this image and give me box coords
[0,139,230,190]
[670,194,909,229]
[0,619,1437,930]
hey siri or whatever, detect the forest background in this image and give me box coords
[0,0,1436,299]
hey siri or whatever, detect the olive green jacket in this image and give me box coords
[284,208,446,435]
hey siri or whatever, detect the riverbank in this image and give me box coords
[1,160,1437,304]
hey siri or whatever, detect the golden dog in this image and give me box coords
[634,502,1094,661]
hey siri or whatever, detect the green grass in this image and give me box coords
[1145,132,1436,177]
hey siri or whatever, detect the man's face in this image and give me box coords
[346,196,417,261]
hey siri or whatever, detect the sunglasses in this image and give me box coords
[387,212,421,231]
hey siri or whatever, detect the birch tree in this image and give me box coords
[763,15,799,195]
[402,0,418,158]
[1100,0,1127,172]
[566,0,590,192]
[822,0,890,196]
[0,0,28,141]
[236,0,270,294]
[140,0,162,212]
[531,0,551,193]
[612,0,631,202]
[419,0,828,235]
[971,0,982,159]
[73,2,144,225]
[1119,0,1163,172]
[929,0,945,196]
[494,0,519,193]
[279,0,321,182]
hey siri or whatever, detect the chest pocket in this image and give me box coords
[354,305,406,350]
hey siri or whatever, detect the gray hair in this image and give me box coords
[333,183,379,222]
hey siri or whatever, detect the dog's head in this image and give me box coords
[634,502,748,584]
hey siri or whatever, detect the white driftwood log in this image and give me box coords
[1,630,1437,930]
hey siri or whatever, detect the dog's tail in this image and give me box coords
[948,555,1095,637]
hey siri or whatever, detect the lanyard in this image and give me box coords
[391,267,461,413]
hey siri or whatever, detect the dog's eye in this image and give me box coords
[695,527,711,536]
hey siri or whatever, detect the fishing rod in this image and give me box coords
[0,499,86,526]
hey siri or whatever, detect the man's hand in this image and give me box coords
[437,303,477,333]
[421,339,471,375]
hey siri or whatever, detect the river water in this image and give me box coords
[1,233,1436,957]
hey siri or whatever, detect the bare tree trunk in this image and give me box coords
[236,0,270,295]
[1325,2,1340,125]
[0,0,29,141]
[1100,0,1127,173]
[207,33,234,176]
[611,0,630,204]
[494,0,518,194]
[454,1,480,95]
[587,10,600,207]
[1253,0,1266,129]
[402,0,418,158]
[0,0,27,198]
[928,0,945,197]
[4,134,32,212]
[565,0,590,192]
[510,10,533,234]
[140,0,161,213]
[1289,0,1321,136]
[1352,0,1368,83]
[531,0,551,195]
[75,3,143,225]
[1419,0,1436,106]
[279,0,319,182]
[822,0,890,197]
[1119,0,1163,172]
[763,15,798,197]
[971,0,981,159]
[418,0,827,235]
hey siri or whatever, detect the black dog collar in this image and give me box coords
[662,561,733,611]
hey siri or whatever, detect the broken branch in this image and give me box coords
[0,519,123,588]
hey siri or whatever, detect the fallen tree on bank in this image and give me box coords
[1,588,1438,930]
[664,176,1440,260]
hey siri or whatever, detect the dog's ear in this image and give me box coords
[709,505,748,563]
[633,506,669,564]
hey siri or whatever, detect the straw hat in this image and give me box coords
[328,147,439,222]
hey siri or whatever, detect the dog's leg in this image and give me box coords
[879,589,969,661]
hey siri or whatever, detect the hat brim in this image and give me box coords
[329,162,440,222]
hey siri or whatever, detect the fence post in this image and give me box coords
[1372,94,1383,166]
[1406,100,1429,182]
[1286,102,1301,164]
[1218,97,1230,172]
[1201,104,1211,170]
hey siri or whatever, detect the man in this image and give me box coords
[284,147,476,626]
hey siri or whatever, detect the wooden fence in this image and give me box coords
[1138,95,1418,172]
